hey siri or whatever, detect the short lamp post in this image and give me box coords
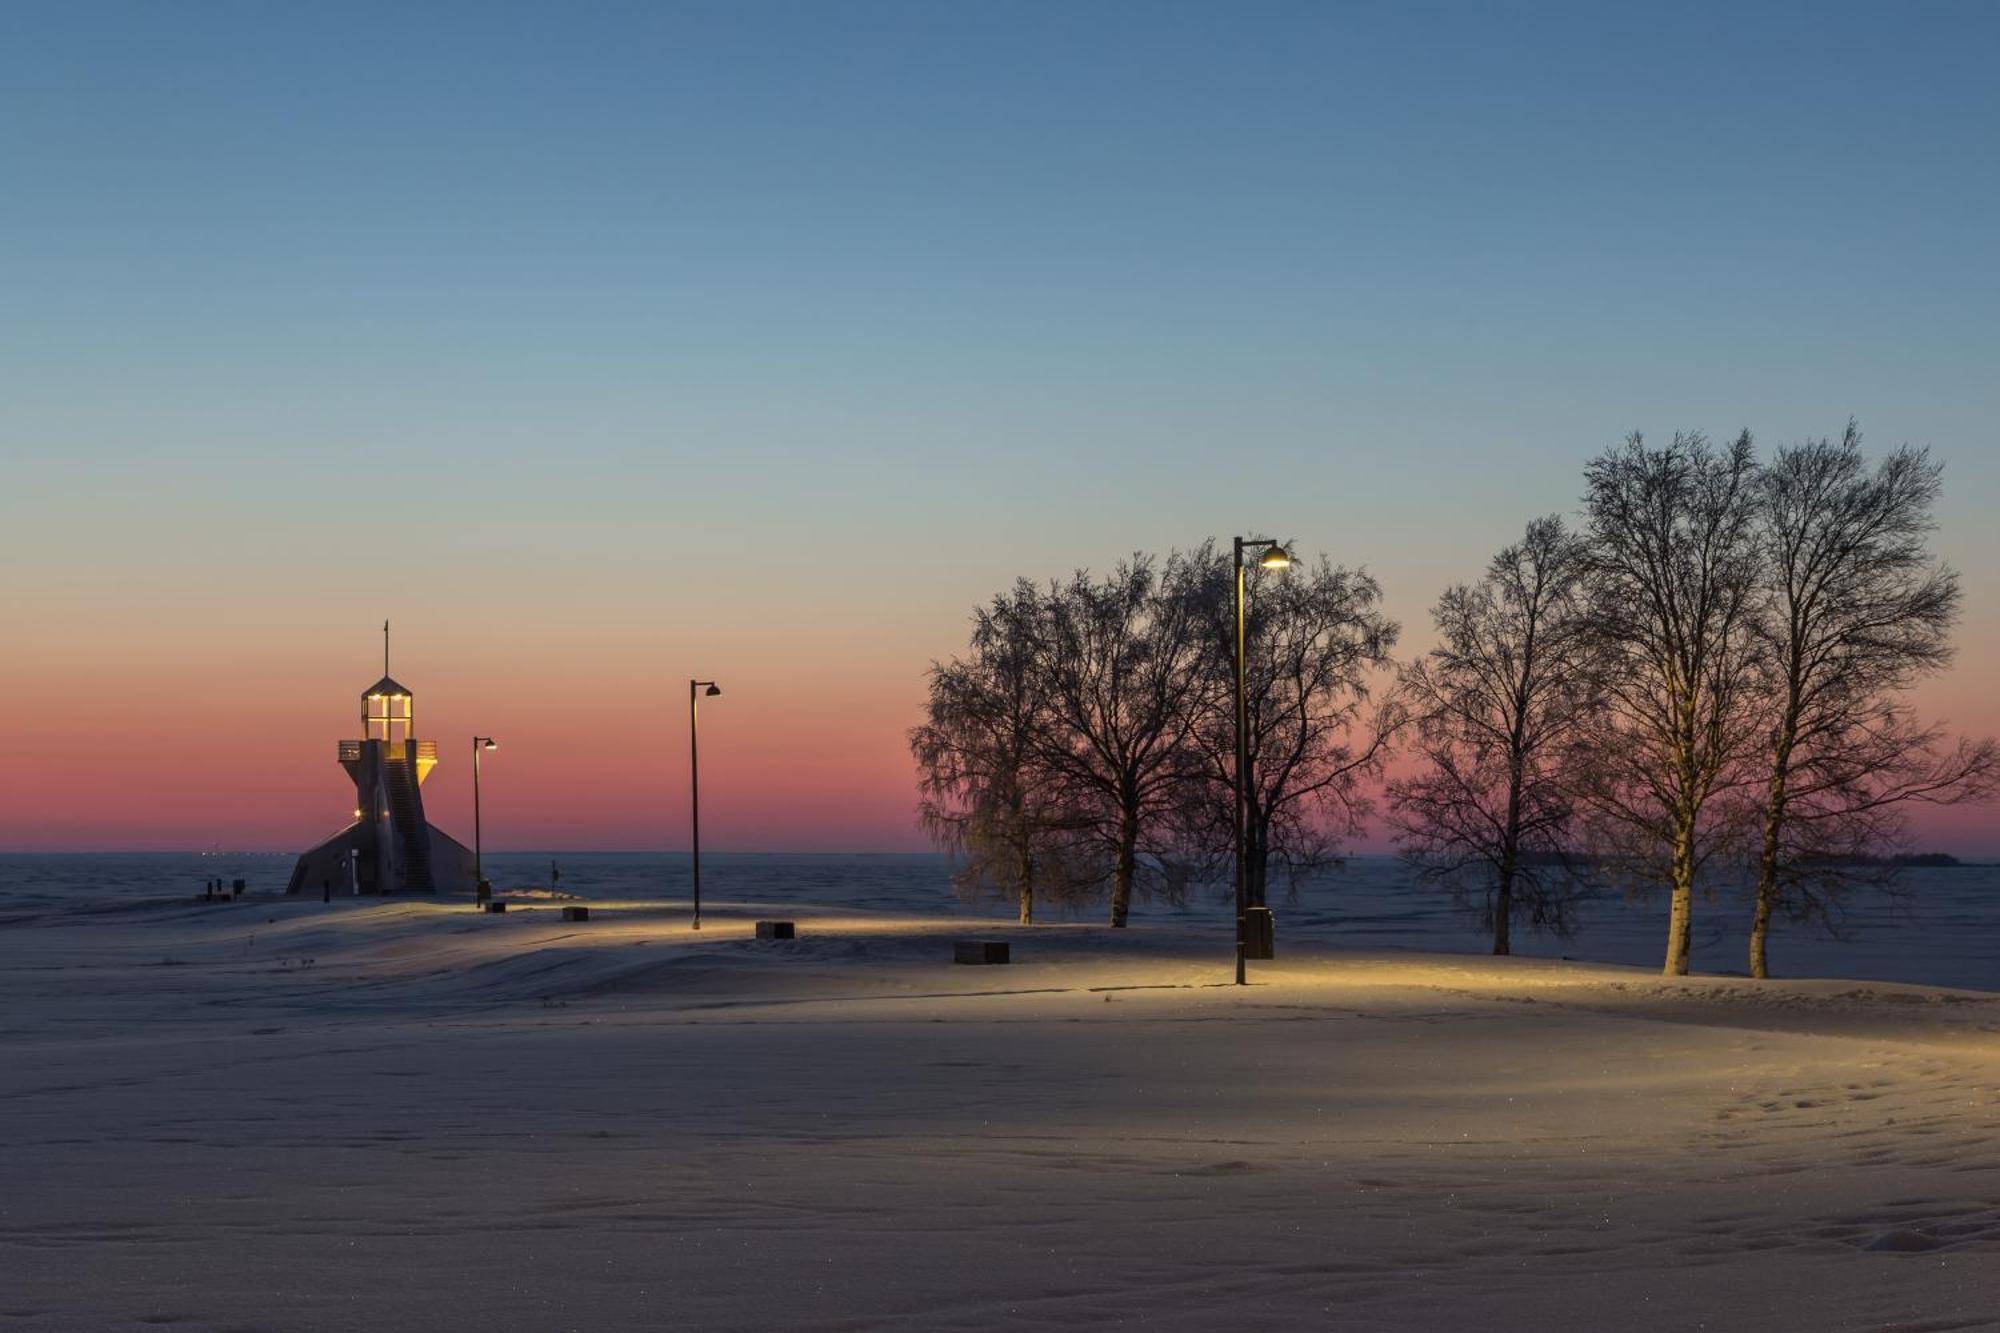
[689,680,722,930]
[472,736,497,903]
[1233,537,1292,984]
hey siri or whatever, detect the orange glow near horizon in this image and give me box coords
[2,608,1995,857]
[3,447,1996,859]
[0,615,941,854]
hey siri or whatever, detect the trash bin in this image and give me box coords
[1243,907,1275,960]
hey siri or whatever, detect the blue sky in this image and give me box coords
[9,3,1996,449]
[4,2,1997,850]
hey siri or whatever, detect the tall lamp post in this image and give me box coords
[689,680,721,930]
[472,736,497,903]
[1233,537,1292,984]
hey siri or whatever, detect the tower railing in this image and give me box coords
[339,738,436,763]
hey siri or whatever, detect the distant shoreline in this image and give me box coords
[8,848,1998,864]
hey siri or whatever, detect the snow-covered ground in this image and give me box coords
[14,850,2000,989]
[1,877,1996,1331]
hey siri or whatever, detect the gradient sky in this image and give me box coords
[3,2,1996,855]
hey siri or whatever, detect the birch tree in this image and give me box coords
[1746,425,1998,976]
[911,582,1101,923]
[1187,548,1401,905]
[1580,431,1765,976]
[1033,554,1211,927]
[1390,516,1598,953]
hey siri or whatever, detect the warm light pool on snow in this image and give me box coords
[2,852,1993,992]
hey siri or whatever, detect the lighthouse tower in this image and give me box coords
[287,631,477,896]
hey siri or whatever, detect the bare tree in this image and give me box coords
[1579,431,1765,976]
[911,582,1101,923]
[1033,553,1211,927]
[1186,547,1401,905]
[1389,516,1598,953]
[1746,425,1999,977]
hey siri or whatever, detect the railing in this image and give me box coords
[338,738,436,764]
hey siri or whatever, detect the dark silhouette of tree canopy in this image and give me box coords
[1745,425,1998,977]
[910,581,1101,923]
[1031,553,1211,927]
[1579,431,1766,976]
[915,544,1396,928]
[1390,516,1597,954]
[1187,546,1401,906]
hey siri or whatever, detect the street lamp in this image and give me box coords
[1233,537,1292,984]
[689,680,722,930]
[472,736,498,903]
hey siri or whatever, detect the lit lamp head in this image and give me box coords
[479,737,498,751]
[1258,543,1294,570]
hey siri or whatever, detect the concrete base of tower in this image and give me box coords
[286,823,478,897]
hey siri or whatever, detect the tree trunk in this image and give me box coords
[1109,813,1137,928]
[1750,744,1791,980]
[1245,815,1269,910]
[1495,756,1524,956]
[1018,855,1034,926]
[1747,871,1773,980]
[1664,822,1695,976]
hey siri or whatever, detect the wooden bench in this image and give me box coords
[954,940,1009,965]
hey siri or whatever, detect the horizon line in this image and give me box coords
[5,847,1998,866]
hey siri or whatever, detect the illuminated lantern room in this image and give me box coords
[363,677,415,743]
[358,674,436,786]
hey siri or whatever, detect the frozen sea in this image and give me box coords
[2,849,1994,992]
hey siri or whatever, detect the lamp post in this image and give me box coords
[689,680,721,930]
[1232,537,1292,984]
[472,736,497,903]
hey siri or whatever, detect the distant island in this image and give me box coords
[1799,851,1967,868]
[1513,850,1971,869]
